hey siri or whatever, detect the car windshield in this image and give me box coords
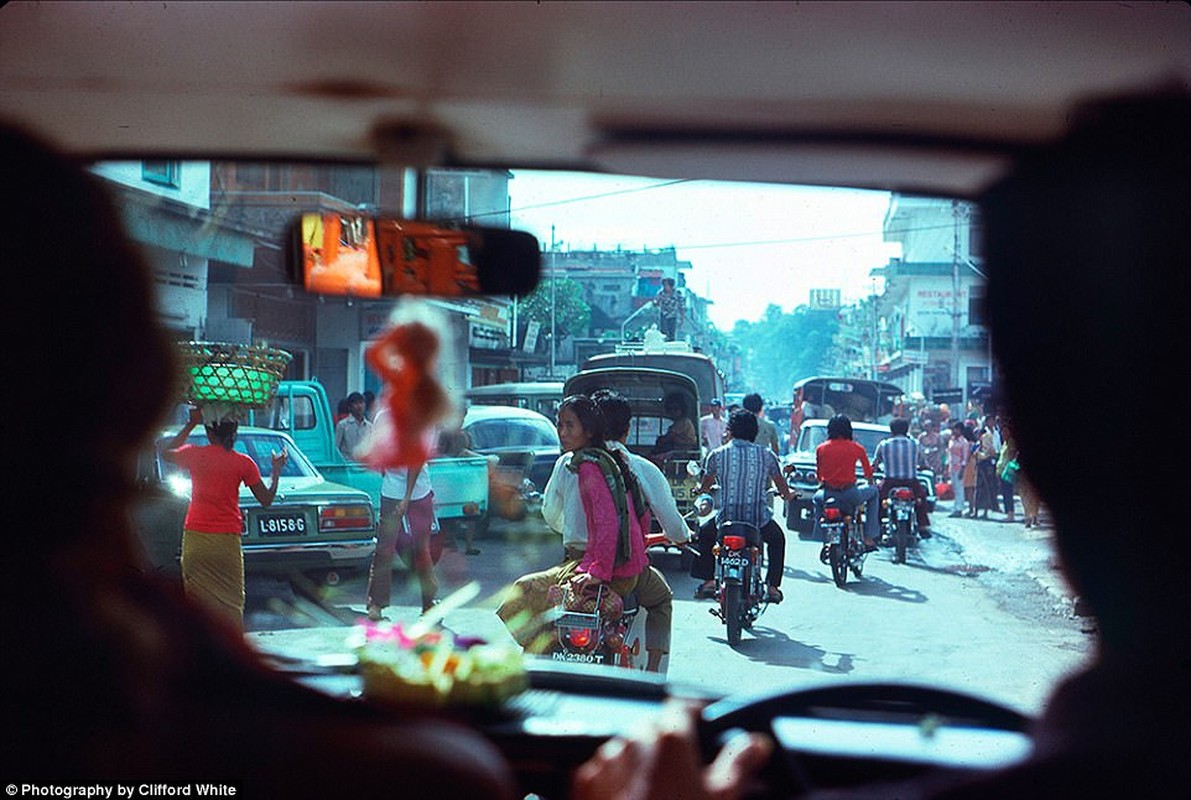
[795,425,888,459]
[94,158,1090,716]
[466,416,560,451]
[159,431,316,481]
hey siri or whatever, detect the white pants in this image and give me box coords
[951,473,965,509]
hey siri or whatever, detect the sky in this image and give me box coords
[506,171,901,331]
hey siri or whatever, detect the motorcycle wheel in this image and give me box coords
[829,538,849,588]
[724,582,744,646]
[894,517,909,564]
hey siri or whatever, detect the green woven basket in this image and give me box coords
[179,341,292,409]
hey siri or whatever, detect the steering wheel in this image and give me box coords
[697,683,1031,798]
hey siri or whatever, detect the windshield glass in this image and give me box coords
[465,416,560,451]
[97,159,1091,715]
[160,431,316,481]
[796,425,887,459]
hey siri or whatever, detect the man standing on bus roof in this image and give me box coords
[653,277,685,341]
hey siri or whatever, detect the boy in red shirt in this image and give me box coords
[812,414,880,557]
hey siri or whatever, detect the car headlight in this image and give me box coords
[166,474,192,499]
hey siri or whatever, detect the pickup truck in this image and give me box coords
[253,381,490,537]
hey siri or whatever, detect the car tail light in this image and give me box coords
[823,507,843,522]
[722,535,747,550]
[567,628,594,650]
[462,502,481,516]
[319,504,373,531]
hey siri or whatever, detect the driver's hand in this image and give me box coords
[571,700,772,800]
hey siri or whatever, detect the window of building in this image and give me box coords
[968,285,987,326]
[141,160,181,188]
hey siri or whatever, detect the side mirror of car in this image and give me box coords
[286,212,541,298]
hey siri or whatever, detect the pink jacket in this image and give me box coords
[576,461,650,582]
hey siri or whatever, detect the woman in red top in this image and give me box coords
[812,414,881,553]
[163,406,287,629]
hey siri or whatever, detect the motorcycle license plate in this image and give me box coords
[721,553,749,567]
[256,512,307,536]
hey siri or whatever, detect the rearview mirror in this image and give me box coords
[287,213,541,298]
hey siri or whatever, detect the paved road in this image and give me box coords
[246,499,1091,714]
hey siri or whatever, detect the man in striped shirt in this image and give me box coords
[690,409,796,603]
[872,417,932,537]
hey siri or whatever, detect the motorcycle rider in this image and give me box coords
[812,414,880,560]
[691,409,796,603]
[872,416,932,539]
[530,391,681,672]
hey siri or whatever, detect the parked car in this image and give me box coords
[462,404,561,496]
[783,418,937,536]
[131,426,376,582]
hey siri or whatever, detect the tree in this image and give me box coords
[730,304,839,400]
[518,276,591,339]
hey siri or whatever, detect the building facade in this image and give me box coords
[873,195,990,404]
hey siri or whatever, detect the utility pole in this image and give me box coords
[951,200,963,390]
[550,225,557,378]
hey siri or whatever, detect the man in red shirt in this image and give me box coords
[812,414,880,557]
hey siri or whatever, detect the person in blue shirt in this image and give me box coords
[872,416,932,538]
[690,410,796,603]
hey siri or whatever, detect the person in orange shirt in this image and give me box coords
[811,414,880,558]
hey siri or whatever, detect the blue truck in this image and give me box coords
[254,381,490,538]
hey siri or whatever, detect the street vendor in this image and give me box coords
[163,406,288,629]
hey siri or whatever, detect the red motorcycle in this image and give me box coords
[551,582,641,669]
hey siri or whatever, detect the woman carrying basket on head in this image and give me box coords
[163,406,288,630]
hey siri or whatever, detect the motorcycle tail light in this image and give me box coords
[893,488,915,500]
[567,628,594,649]
[722,535,747,550]
[823,507,843,522]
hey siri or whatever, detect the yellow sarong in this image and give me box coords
[181,530,245,630]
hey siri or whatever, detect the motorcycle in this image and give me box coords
[820,494,869,588]
[551,582,642,668]
[883,485,919,564]
[710,519,769,646]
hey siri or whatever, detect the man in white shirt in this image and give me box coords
[539,390,689,671]
[334,391,372,460]
[699,397,727,451]
[743,393,780,455]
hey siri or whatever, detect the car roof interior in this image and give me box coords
[2,2,1189,198]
